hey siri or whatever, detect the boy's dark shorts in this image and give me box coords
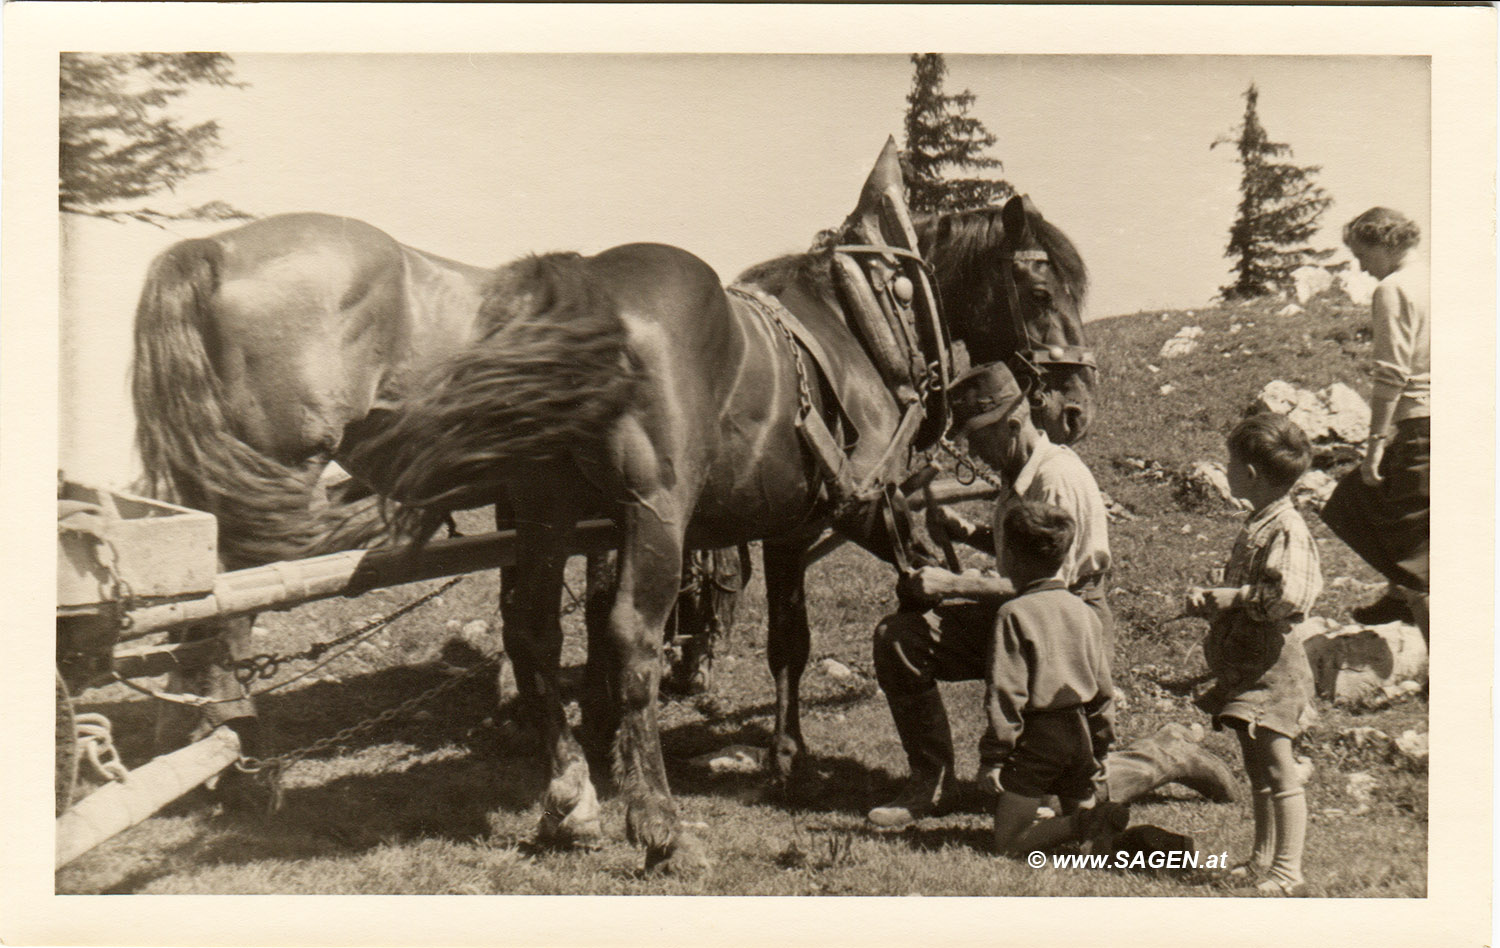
[999,708,1100,801]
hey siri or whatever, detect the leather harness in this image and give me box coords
[732,142,1099,576]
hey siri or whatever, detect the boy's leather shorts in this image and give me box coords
[999,706,1101,801]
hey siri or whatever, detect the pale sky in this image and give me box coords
[166,53,1431,318]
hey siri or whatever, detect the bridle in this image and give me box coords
[997,246,1097,401]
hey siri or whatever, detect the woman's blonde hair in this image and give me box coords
[1343,207,1421,251]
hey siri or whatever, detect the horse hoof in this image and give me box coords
[766,735,804,788]
[644,832,712,877]
[538,760,604,848]
[687,667,712,696]
[536,809,606,851]
[625,797,678,854]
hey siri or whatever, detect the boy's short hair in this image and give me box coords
[1228,412,1312,490]
[1002,500,1075,577]
[1343,206,1421,252]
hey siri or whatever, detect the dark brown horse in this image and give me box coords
[351,191,1097,871]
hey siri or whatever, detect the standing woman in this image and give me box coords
[1321,207,1429,644]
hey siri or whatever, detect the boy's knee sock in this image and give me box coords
[1269,788,1307,882]
[1249,787,1276,867]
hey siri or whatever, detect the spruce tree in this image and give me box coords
[1213,82,1339,301]
[901,54,1011,212]
[60,52,252,224]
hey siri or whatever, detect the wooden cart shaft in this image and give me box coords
[116,478,995,637]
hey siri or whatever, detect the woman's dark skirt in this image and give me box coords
[1320,416,1430,593]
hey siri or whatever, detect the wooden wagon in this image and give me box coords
[55,475,994,869]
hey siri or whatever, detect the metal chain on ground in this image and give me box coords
[938,435,1008,492]
[229,575,466,686]
[109,575,470,708]
[560,578,583,617]
[235,656,499,773]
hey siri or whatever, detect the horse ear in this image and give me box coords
[1001,194,1038,247]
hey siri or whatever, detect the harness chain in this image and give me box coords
[234,658,497,775]
[727,284,815,422]
[105,573,510,787]
[938,435,1008,493]
[115,574,470,711]
[227,576,467,687]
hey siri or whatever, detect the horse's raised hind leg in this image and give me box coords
[500,513,602,850]
[762,540,811,791]
[608,505,709,874]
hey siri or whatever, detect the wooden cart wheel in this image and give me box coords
[56,669,79,817]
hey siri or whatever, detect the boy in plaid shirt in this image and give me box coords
[1186,412,1322,896]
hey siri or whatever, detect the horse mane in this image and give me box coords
[735,242,839,302]
[740,204,1087,318]
[915,205,1089,310]
[349,251,640,544]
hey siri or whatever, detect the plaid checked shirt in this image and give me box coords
[1223,495,1323,624]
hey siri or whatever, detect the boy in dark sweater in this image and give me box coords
[986,500,1123,856]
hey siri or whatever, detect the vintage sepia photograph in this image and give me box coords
[5,3,1494,946]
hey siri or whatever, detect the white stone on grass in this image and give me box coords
[1159,326,1204,359]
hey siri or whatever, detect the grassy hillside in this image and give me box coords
[58,296,1426,898]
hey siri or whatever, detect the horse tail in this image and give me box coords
[131,237,383,567]
[352,252,638,545]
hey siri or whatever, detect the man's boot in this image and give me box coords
[867,688,958,828]
[1103,722,1237,804]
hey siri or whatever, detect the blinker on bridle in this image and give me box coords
[999,246,1097,394]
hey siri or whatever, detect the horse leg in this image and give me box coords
[501,514,602,850]
[669,547,741,696]
[608,506,708,873]
[663,552,707,696]
[762,540,810,790]
[579,550,621,774]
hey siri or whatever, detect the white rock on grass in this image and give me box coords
[1159,325,1204,359]
[1319,383,1372,443]
[1292,266,1336,304]
[1276,302,1303,317]
[461,619,491,639]
[1340,726,1389,749]
[1345,772,1378,815]
[820,658,856,681]
[1393,730,1428,765]
[1186,460,1234,504]
[1255,380,1370,445]
[688,744,766,775]
[1183,460,1250,511]
[1293,469,1338,510]
[1300,619,1428,703]
[1159,383,1176,396]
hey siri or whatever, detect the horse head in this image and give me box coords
[918,194,1097,444]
